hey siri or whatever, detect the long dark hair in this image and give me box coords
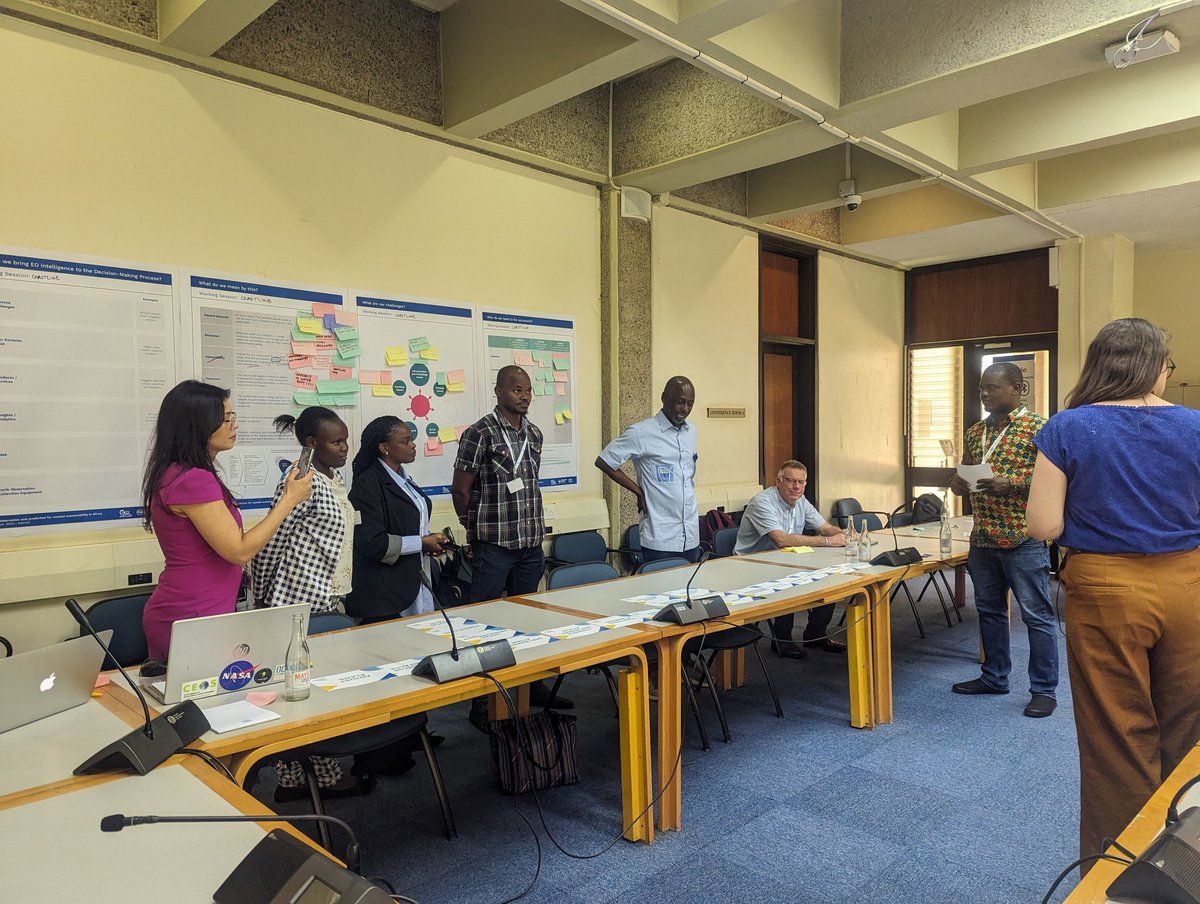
[273,406,341,445]
[1067,318,1170,408]
[142,380,230,530]
[352,416,403,478]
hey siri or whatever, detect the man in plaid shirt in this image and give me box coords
[453,365,570,718]
[949,362,1058,719]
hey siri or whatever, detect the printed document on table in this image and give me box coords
[956,463,995,487]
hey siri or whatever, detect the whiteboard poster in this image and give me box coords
[0,247,180,532]
[188,271,352,509]
[478,310,578,490]
[354,294,478,496]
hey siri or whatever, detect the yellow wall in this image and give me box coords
[1134,247,1200,407]
[815,252,906,515]
[0,16,602,648]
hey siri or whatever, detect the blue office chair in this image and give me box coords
[831,498,884,532]
[81,594,150,670]
[618,523,643,574]
[636,557,690,574]
[712,527,739,558]
[547,530,609,567]
[546,561,620,589]
[266,613,457,849]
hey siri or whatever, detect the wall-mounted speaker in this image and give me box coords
[620,187,652,223]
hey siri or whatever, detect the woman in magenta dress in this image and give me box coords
[141,380,312,662]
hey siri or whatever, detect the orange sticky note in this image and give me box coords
[425,437,444,456]
[330,366,353,380]
[288,354,314,369]
[553,371,568,383]
[292,341,318,355]
[312,302,338,317]
[378,370,392,384]
[358,370,378,385]
[555,383,566,396]
[294,372,316,389]
[447,369,466,384]
[315,336,335,351]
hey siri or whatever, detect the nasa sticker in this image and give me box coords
[219,660,255,691]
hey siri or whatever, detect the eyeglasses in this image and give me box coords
[778,477,807,487]
[223,412,239,425]
[1166,358,1177,376]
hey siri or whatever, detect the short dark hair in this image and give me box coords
[984,362,1023,387]
[352,416,407,477]
[496,365,528,389]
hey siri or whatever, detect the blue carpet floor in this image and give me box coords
[258,574,1082,903]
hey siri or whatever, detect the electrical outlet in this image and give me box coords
[128,572,152,586]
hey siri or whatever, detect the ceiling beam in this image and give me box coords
[747,145,922,220]
[157,0,277,56]
[1039,127,1200,208]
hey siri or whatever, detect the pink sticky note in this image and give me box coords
[288,354,314,369]
[330,366,353,380]
[551,352,569,359]
[315,354,332,369]
[315,336,335,351]
[245,691,277,706]
[358,370,377,385]
[447,369,466,384]
[425,438,444,456]
[334,310,358,326]
[513,351,535,366]
[553,371,568,382]
[94,673,111,688]
[294,372,316,389]
[378,370,392,384]
[292,341,318,355]
[555,383,566,395]
[312,302,337,317]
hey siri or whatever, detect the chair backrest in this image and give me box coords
[911,493,943,524]
[889,512,914,528]
[619,523,642,574]
[848,512,884,532]
[546,562,619,590]
[0,635,11,658]
[831,497,863,529]
[712,526,739,558]
[636,556,691,574]
[549,530,608,565]
[307,613,357,636]
[83,593,150,670]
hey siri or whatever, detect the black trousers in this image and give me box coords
[770,602,836,643]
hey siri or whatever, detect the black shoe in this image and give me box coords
[951,678,1009,695]
[803,638,848,654]
[468,699,490,734]
[770,639,806,660]
[529,682,574,709]
[1024,694,1057,718]
[425,732,447,749]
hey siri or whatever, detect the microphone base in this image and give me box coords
[74,701,210,776]
[215,829,390,904]
[871,547,923,567]
[654,594,731,625]
[412,639,517,684]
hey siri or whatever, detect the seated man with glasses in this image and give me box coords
[734,460,847,658]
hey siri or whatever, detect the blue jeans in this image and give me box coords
[968,541,1058,697]
[469,541,545,603]
[641,545,702,564]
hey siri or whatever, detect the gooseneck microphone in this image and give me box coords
[685,550,712,605]
[66,599,210,776]
[653,550,730,625]
[868,506,923,568]
[411,566,516,684]
[100,812,392,902]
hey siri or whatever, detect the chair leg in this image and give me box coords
[418,728,458,840]
[300,759,333,852]
[681,674,711,751]
[938,571,962,622]
[892,580,927,639]
[692,653,731,744]
[750,642,783,719]
[598,665,620,718]
[915,574,933,603]
[930,573,955,628]
[545,673,567,708]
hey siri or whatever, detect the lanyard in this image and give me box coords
[981,407,1026,462]
[493,413,529,475]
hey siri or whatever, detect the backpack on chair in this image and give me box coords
[699,508,737,553]
[911,493,943,524]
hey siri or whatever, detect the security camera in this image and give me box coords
[838,179,861,211]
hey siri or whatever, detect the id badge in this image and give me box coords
[506,477,525,494]
[353,509,362,525]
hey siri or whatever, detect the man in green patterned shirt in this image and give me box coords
[949,363,1058,718]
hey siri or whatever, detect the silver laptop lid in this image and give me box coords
[151,604,311,704]
[0,631,111,734]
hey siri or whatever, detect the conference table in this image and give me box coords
[0,756,328,903]
[892,515,973,606]
[107,599,661,843]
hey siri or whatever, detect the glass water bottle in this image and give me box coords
[284,613,311,702]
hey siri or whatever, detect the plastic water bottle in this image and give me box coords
[858,522,873,564]
[939,498,953,558]
[284,613,311,702]
[844,519,859,559]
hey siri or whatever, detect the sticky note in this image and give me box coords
[330,366,354,380]
[291,341,318,355]
[315,336,335,351]
[420,347,439,361]
[446,369,466,384]
[333,350,360,367]
[312,302,338,317]
[293,372,316,390]
[293,391,320,406]
[385,347,407,366]
[333,310,357,326]
[553,371,568,383]
[438,427,457,442]
[378,370,392,383]
[287,354,314,369]
[551,352,569,359]
[408,336,431,352]
[317,378,359,394]
[561,408,572,421]
[291,324,313,342]
[358,370,378,384]
[538,369,552,381]
[296,316,323,335]
[334,326,358,341]
[513,351,535,366]
[555,383,566,396]
[319,393,359,407]
[424,437,443,456]
[536,351,551,365]
[554,411,564,426]
[435,371,447,386]
[372,384,393,397]
[553,358,569,371]
[534,383,547,396]
[322,313,338,331]
[447,382,466,393]
[335,341,361,359]
[315,354,332,369]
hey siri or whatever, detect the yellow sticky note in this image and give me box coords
[554,411,565,426]
[561,408,572,421]
[780,546,815,554]
[385,346,407,366]
[447,382,466,393]
[372,384,393,397]
[437,427,457,442]
[420,347,439,361]
[296,316,323,335]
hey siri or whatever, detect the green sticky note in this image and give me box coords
[537,383,550,396]
[333,349,360,367]
[553,358,569,371]
[335,340,361,358]
[536,351,551,365]
[408,336,431,352]
[333,326,358,342]
[293,391,321,406]
[436,371,447,386]
[319,392,359,407]
[292,324,314,342]
[316,378,359,394]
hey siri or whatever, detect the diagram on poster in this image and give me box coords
[190,271,353,508]
[355,294,478,495]
[0,247,180,532]
[479,310,578,489]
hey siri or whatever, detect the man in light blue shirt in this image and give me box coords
[596,376,701,563]
[735,460,847,658]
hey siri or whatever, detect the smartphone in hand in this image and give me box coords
[296,447,315,477]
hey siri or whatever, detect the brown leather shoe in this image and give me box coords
[803,638,848,654]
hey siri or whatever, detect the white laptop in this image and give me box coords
[142,604,310,705]
[0,631,111,734]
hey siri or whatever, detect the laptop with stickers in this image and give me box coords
[0,631,111,734]
[142,604,310,705]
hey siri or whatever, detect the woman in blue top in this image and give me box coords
[1028,318,1200,869]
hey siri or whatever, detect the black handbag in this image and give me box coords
[487,709,580,794]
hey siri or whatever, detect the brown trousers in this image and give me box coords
[1062,548,1200,864]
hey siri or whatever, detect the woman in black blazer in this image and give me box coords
[346,417,448,623]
